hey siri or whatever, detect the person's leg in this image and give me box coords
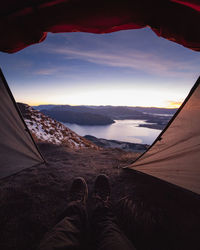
[39,177,88,250]
[92,174,136,250]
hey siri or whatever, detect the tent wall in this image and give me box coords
[0,69,44,178]
[129,77,200,195]
[0,0,200,53]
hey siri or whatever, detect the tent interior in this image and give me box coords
[0,1,200,250]
[0,0,200,53]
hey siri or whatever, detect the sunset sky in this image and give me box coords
[0,27,199,108]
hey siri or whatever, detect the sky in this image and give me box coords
[0,27,199,108]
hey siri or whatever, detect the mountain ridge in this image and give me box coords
[34,104,177,114]
[17,103,99,150]
[40,109,115,125]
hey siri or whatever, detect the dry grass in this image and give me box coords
[118,151,141,166]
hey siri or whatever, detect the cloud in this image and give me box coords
[34,65,76,76]
[44,45,196,78]
[35,68,58,75]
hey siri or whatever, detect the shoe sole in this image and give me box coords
[76,177,88,201]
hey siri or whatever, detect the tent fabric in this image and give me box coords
[0,0,200,53]
[172,0,200,11]
[129,76,200,195]
[0,69,44,179]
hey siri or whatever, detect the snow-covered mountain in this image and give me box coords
[17,103,98,150]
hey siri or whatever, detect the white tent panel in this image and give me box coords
[129,77,200,195]
[0,70,44,178]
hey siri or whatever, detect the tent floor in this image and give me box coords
[0,143,200,250]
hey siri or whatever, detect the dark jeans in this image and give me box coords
[38,201,136,250]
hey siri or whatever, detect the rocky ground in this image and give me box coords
[0,143,200,250]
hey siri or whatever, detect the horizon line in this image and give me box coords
[18,102,180,109]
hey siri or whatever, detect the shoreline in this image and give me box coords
[84,135,149,153]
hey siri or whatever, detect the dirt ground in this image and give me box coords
[0,143,200,250]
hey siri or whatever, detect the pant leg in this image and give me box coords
[38,201,88,250]
[92,203,136,250]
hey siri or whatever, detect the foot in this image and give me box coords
[94,174,111,203]
[69,177,88,204]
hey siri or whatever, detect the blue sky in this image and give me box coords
[0,27,199,107]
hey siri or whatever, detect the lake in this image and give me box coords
[63,120,162,145]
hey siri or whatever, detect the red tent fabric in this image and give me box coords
[0,0,200,53]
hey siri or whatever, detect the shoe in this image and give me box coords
[94,174,111,203]
[69,177,88,204]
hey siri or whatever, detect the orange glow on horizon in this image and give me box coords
[166,101,182,109]
[25,100,182,109]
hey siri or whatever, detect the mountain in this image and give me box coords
[35,105,153,120]
[34,105,177,116]
[40,109,115,125]
[17,103,98,150]
[34,104,176,128]
[17,103,150,152]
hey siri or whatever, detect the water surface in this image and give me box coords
[63,120,162,145]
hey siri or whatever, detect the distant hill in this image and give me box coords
[17,103,98,150]
[129,106,177,114]
[40,109,115,125]
[33,104,177,128]
[34,104,177,116]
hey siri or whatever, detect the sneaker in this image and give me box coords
[69,177,88,204]
[94,174,111,203]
